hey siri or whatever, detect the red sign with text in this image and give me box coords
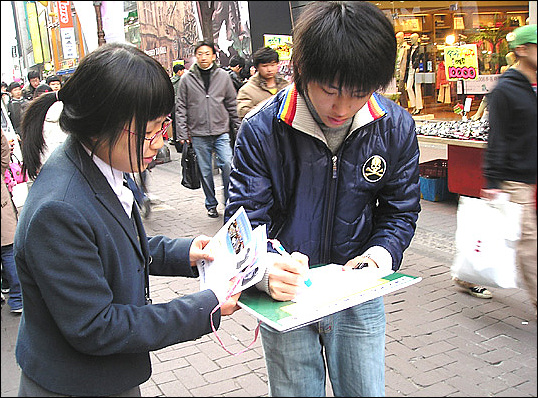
[57,1,74,29]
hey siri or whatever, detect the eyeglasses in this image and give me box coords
[123,115,172,145]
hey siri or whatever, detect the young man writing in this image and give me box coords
[225,2,421,396]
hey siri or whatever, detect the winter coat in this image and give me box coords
[175,63,241,140]
[226,84,421,269]
[236,72,290,119]
[1,129,18,246]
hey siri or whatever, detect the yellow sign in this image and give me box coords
[443,44,479,80]
[26,2,44,64]
[263,34,292,61]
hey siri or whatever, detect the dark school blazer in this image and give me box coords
[13,135,220,396]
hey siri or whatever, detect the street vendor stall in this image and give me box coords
[416,120,489,198]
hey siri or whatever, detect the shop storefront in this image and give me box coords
[370,1,532,120]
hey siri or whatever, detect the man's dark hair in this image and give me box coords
[27,70,40,80]
[292,1,396,97]
[173,63,185,73]
[194,40,216,55]
[229,55,245,69]
[252,47,279,68]
[46,75,61,85]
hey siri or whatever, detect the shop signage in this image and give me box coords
[459,74,501,94]
[263,34,292,61]
[26,2,44,64]
[144,46,167,57]
[57,1,77,60]
[444,44,479,80]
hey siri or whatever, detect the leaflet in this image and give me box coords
[197,206,267,295]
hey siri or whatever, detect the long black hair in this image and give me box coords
[21,42,174,179]
[292,1,396,97]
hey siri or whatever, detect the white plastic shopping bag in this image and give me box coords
[451,195,522,289]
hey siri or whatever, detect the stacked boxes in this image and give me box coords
[419,159,450,201]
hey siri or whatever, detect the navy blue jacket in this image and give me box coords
[14,136,220,396]
[226,85,420,269]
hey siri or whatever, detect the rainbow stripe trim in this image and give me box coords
[367,93,386,120]
[278,85,298,125]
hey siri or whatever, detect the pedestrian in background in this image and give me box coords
[223,54,247,92]
[15,42,240,397]
[22,70,40,101]
[1,128,23,314]
[236,46,289,119]
[1,81,10,107]
[175,40,241,218]
[482,24,537,314]
[45,74,62,92]
[170,63,186,152]
[6,82,28,138]
[226,2,420,396]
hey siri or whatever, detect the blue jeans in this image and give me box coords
[1,244,22,311]
[260,297,386,397]
[191,134,232,210]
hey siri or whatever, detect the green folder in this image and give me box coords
[238,268,421,332]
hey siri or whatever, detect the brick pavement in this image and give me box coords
[1,144,536,397]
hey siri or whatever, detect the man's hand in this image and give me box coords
[189,235,214,267]
[480,188,503,200]
[343,255,378,270]
[267,252,309,301]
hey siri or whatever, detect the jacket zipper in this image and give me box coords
[321,154,338,263]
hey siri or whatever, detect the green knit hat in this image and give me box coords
[507,24,537,48]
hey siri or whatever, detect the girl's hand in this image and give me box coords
[189,235,214,267]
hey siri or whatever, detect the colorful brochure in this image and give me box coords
[197,206,267,295]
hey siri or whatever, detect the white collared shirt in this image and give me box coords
[83,146,134,218]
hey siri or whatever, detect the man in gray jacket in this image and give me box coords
[176,40,241,218]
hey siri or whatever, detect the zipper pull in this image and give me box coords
[332,155,337,179]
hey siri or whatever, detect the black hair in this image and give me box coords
[194,40,216,55]
[27,70,40,80]
[292,1,396,97]
[8,82,22,92]
[21,42,174,180]
[1,81,7,90]
[46,75,62,85]
[173,63,185,73]
[229,55,245,69]
[252,47,279,68]
[33,84,52,99]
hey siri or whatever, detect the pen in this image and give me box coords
[269,239,312,287]
[354,254,371,270]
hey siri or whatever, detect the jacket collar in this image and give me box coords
[277,84,386,139]
[64,136,145,260]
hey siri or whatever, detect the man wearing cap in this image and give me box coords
[482,24,537,316]
[6,82,29,137]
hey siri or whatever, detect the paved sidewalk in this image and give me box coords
[1,145,536,397]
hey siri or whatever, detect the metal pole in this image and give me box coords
[93,1,106,46]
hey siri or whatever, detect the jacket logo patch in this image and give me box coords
[363,155,386,182]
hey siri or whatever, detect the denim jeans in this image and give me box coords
[1,244,22,311]
[260,297,386,397]
[191,134,232,210]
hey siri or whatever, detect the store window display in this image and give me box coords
[405,33,423,115]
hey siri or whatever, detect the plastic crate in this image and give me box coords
[420,176,449,202]
[419,159,447,178]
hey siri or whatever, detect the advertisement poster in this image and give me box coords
[444,44,479,81]
[263,34,293,81]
